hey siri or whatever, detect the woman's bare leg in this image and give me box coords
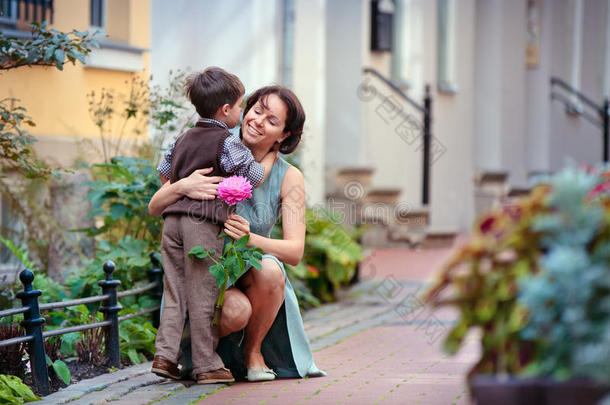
[219,287,252,338]
[239,258,285,368]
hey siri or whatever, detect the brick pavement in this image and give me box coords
[40,240,479,405]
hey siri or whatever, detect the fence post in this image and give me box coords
[148,252,163,329]
[422,84,432,206]
[16,269,49,395]
[98,261,121,367]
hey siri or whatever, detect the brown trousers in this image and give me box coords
[155,215,225,375]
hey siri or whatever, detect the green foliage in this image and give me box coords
[0,99,50,179]
[189,234,264,288]
[425,183,549,375]
[0,21,98,70]
[426,164,610,382]
[45,355,70,385]
[518,166,610,382]
[189,234,263,324]
[86,76,150,162]
[118,317,157,364]
[0,375,40,403]
[80,156,162,248]
[0,325,27,380]
[300,208,363,301]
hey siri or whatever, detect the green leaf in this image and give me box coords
[209,264,226,288]
[188,245,208,259]
[235,235,249,249]
[110,202,128,221]
[0,374,40,402]
[128,348,141,365]
[52,360,71,385]
[250,257,262,270]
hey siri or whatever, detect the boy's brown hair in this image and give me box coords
[185,67,245,118]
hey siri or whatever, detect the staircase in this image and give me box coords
[326,167,455,249]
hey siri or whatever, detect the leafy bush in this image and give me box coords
[0,374,39,403]
[0,325,27,380]
[517,167,610,382]
[426,164,610,382]
[300,208,363,302]
[118,317,157,365]
[81,156,162,247]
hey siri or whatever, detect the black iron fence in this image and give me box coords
[0,253,163,395]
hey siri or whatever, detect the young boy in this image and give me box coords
[152,67,274,384]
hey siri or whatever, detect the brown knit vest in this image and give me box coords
[161,121,234,224]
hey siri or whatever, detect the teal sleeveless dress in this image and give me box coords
[180,157,325,380]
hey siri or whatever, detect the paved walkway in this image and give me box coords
[39,241,479,405]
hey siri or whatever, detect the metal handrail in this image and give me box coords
[362,67,434,206]
[363,67,425,113]
[43,320,112,338]
[118,305,161,322]
[550,77,603,113]
[550,76,609,162]
[0,334,33,348]
[117,281,157,298]
[0,306,29,319]
[39,294,110,311]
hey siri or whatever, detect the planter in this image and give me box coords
[469,375,543,405]
[469,375,610,405]
[543,379,610,405]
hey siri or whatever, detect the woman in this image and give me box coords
[149,85,325,381]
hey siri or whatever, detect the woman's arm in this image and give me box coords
[148,167,224,216]
[223,166,306,266]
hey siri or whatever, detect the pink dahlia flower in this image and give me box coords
[218,175,252,205]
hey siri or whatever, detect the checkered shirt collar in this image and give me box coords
[198,118,228,130]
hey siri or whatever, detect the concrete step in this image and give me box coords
[363,188,402,205]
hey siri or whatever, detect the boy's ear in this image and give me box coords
[220,103,231,116]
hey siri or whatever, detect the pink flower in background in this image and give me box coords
[218,175,252,205]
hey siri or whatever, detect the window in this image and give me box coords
[90,0,105,29]
[0,0,18,26]
[437,0,458,93]
[0,0,54,29]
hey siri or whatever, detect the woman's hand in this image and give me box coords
[148,168,223,216]
[181,167,223,200]
[224,214,251,241]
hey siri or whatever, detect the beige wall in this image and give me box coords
[360,0,476,230]
[0,0,151,167]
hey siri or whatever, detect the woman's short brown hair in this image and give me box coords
[185,67,245,118]
[243,86,305,154]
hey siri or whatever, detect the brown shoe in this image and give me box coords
[196,367,235,384]
[151,355,180,380]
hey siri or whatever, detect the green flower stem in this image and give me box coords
[213,275,227,326]
[211,243,233,326]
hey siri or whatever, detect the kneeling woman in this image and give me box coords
[149,85,325,381]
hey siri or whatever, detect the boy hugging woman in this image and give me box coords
[151,67,275,384]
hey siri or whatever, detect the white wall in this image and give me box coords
[150,0,281,98]
[325,0,366,168]
[293,0,327,205]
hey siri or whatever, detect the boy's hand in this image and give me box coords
[181,168,223,200]
[224,213,250,241]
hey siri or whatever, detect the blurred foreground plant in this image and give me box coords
[425,164,610,383]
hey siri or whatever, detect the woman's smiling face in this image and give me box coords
[242,93,289,152]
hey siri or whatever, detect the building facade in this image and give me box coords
[151,0,610,232]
